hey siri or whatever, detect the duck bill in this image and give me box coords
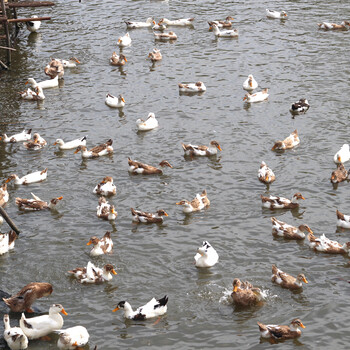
[57,196,63,200]
[25,81,29,85]
[243,96,247,101]
[53,141,58,145]
[302,277,308,284]
[121,97,126,103]
[74,149,80,154]
[233,286,238,292]
[164,212,169,216]
[112,306,120,312]
[301,196,305,200]
[61,308,68,316]
[5,178,11,183]
[87,240,92,246]
[124,57,127,62]
[112,269,117,275]
[300,322,305,329]
[337,156,341,162]
[217,145,222,151]
[176,202,182,205]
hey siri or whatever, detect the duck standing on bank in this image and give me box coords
[3,314,28,350]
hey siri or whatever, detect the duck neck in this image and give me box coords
[14,175,22,184]
[102,270,112,281]
[123,302,134,318]
[3,316,10,331]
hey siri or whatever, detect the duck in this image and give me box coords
[0,230,17,255]
[136,112,159,131]
[57,326,89,350]
[96,196,117,220]
[318,21,350,30]
[243,74,258,92]
[74,139,113,158]
[178,81,206,92]
[3,283,53,313]
[257,319,305,340]
[53,57,80,68]
[128,158,172,175]
[271,129,300,151]
[0,129,31,143]
[87,231,113,256]
[0,183,9,207]
[23,133,47,150]
[211,23,238,37]
[68,261,117,283]
[307,232,350,254]
[336,209,350,229]
[243,88,269,103]
[152,21,167,31]
[258,161,275,184]
[289,98,310,115]
[131,208,168,224]
[15,193,63,211]
[159,17,194,26]
[112,296,168,320]
[125,17,153,28]
[154,31,177,40]
[109,52,127,66]
[334,144,350,164]
[182,140,222,157]
[271,217,312,240]
[105,93,125,108]
[176,190,209,213]
[26,75,59,89]
[148,48,162,61]
[44,59,64,79]
[54,136,87,150]
[194,241,218,267]
[3,314,28,350]
[26,15,41,33]
[117,32,131,47]
[261,192,305,209]
[5,169,48,185]
[208,16,234,29]
[20,304,67,340]
[231,278,263,307]
[266,9,288,19]
[271,265,308,290]
[330,163,348,183]
[19,86,45,101]
[93,176,116,196]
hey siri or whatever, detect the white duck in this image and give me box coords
[125,17,153,28]
[333,144,350,164]
[243,88,269,103]
[0,129,31,143]
[87,231,113,256]
[336,209,350,229]
[96,196,117,220]
[159,17,194,26]
[53,57,80,68]
[74,139,113,158]
[152,21,167,31]
[258,161,275,184]
[19,86,45,100]
[26,15,41,33]
[93,176,116,196]
[113,296,168,320]
[154,31,177,40]
[194,241,219,267]
[0,230,17,255]
[5,168,48,185]
[54,136,87,150]
[266,9,288,19]
[243,74,258,92]
[20,304,67,340]
[211,23,238,37]
[57,326,89,350]
[178,81,206,92]
[318,21,350,30]
[117,32,131,47]
[136,112,159,131]
[105,93,125,108]
[68,261,117,283]
[3,314,28,350]
[0,183,9,207]
[26,75,59,89]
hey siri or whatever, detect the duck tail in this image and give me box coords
[156,295,168,307]
[271,264,278,274]
[257,321,267,332]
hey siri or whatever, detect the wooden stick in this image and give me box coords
[0,45,16,51]
[0,59,9,69]
[7,16,51,23]
[0,0,11,65]
[7,1,55,8]
[0,207,20,234]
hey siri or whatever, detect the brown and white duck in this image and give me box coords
[176,190,209,213]
[131,208,168,223]
[148,48,162,61]
[87,231,113,257]
[109,52,127,66]
[271,129,300,151]
[23,133,47,150]
[93,176,116,196]
[208,16,234,29]
[330,163,348,184]
[261,192,305,209]
[3,282,53,313]
[44,58,64,79]
[271,265,308,290]
[318,21,350,30]
[15,193,62,211]
[0,183,9,207]
[258,161,275,184]
[154,31,177,40]
[74,139,113,158]
[271,217,312,239]
[336,209,350,229]
[0,230,17,255]
[231,278,263,307]
[257,319,305,340]
[181,140,222,156]
[308,232,350,254]
[96,196,117,220]
[68,261,117,283]
[128,158,172,175]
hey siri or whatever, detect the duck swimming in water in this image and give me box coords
[257,319,305,340]
[194,241,219,267]
[261,192,305,209]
